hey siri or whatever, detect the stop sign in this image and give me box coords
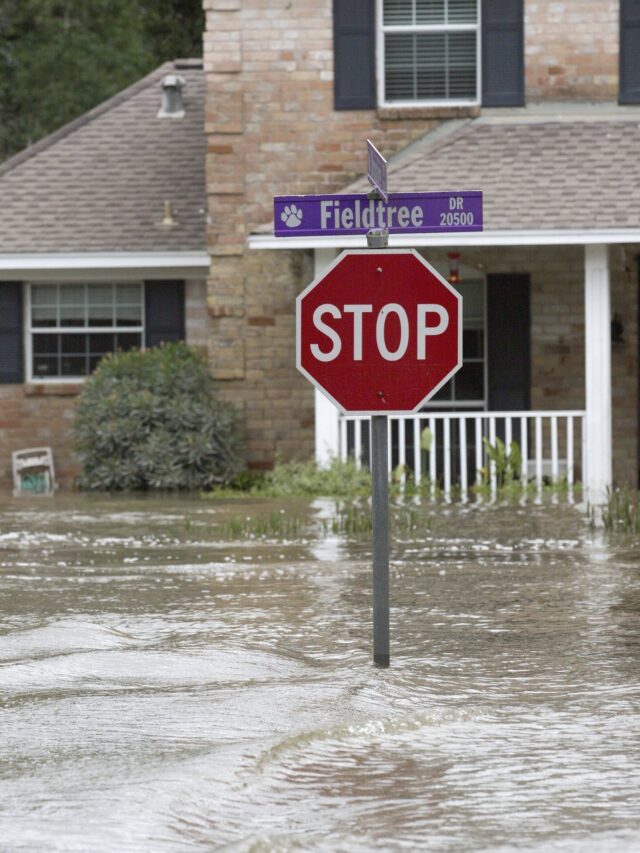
[296,249,462,414]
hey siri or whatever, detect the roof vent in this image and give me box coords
[158,74,186,119]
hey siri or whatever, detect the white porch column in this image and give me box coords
[313,247,340,465]
[584,244,612,499]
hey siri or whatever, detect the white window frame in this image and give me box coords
[25,282,145,384]
[376,0,481,108]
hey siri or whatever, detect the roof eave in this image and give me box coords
[248,228,640,250]
[0,251,210,280]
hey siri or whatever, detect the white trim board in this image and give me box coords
[0,252,210,280]
[249,229,640,251]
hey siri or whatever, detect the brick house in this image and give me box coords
[0,60,209,488]
[1,3,639,497]
[204,0,640,497]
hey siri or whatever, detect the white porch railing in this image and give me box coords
[339,410,586,500]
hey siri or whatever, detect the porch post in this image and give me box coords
[313,247,340,465]
[584,244,612,500]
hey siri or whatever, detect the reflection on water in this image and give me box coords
[1,494,639,851]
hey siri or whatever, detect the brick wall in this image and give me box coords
[525,0,619,100]
[0,385,79,490]
[203,0,472,468]
[0,278,209,492]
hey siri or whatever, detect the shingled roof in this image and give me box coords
[0,59,206,254]
[348,109,640,232]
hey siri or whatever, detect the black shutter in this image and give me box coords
[620,0,640,103]
[333,0,376,110]
[481,0,524,107]
[144,281,185,349]
[487,274,530,411]
[0,283,23,383]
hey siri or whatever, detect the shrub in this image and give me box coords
[73,342,243,491]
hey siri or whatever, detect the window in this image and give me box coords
[379,0,479,105]
[428,275,486,407]
[333,0,523,110]
[28,283,143,380]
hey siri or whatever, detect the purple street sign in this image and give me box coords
[367,139,388,202]
[274,191,483,238]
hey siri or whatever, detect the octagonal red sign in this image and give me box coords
[296,249,462,414]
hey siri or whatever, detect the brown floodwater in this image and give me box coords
[0,493,639,851]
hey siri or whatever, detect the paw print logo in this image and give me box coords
[281,204,303,228]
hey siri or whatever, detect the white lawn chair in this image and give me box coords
[12,447,56,495]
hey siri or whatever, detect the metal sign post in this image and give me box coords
[371,412,390,667]
[366,194,391,668]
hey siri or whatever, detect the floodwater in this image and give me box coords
[0,493,639,852]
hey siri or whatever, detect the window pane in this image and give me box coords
[384,0,419,26]
[385,33,418,100]
[59,285,84,305]
[116,283,142,304]
[88,305,114,327]
[33,334,58,354]
[455,362,484,400]
[59,304,85,327]
[60,356,88,377]
[31,285,57,306]
[32,306,57,327]
[61,334,87,355]
[33,356,58,377]
[416,0,446,25]
[448,0,477,24]
[115,284,142,326]
[448,31,477,98]
[89,355,106,372]
[89,333,115,354]
[88,285,113,306]
[463,329,483,359]
[87,285,113,326]
[116,333,141,352]
[115,304,142,326]
[416,33,447,99]
[58,285,85,327]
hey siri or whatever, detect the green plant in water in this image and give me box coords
[600,487,640,533]
[324,501,428,537]
[221,510,302,540]
[324,503,372,536]
[207,456,372,499]
[480,437,522,485]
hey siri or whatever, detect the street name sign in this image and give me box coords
[296,249,462,415]
[275,191,482,238]
[367,139,388,202]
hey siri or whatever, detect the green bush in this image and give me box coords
[73,342,243,491]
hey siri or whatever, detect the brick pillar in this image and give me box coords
[204,0,246,379]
